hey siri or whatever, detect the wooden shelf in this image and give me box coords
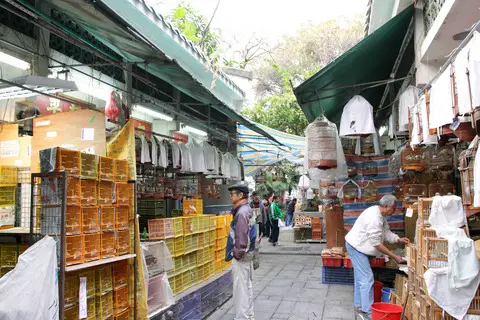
[0,227,30,234]
[65,254,136,272]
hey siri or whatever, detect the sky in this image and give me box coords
[149,0,368,50]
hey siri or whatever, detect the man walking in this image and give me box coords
[345,195,409,319]
[226,183,256,320]
[250,191,267,237]
[285,198,296,227]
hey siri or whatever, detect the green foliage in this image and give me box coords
[254,161,300,196]
[168,2,221,59]
[242,93,308,136]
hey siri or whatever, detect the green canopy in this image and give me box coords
[294,5,415,124]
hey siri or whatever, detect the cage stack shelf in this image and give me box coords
[33,151,136,319]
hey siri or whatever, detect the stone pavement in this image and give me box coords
[206,253,355,320]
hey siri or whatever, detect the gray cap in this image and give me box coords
[227,183,249,195]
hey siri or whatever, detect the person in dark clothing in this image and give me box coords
[249,192,267,237]
[285,198,297,227]
[270,195,284,246]
[262,197,271,238]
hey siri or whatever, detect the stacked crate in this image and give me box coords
[149,214,231,296]
[0,165,17,229]
[311,217,322,240]
[63,260,130,320]
[396,198,480,319]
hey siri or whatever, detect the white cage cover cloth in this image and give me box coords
[469,31,480,109]
[306,116,338,169]
[339,95,376,137]
[429,67,455,130]
[399,85,420,132]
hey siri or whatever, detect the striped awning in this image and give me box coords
[237,122,305,176]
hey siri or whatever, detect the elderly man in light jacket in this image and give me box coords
[345,195,409,318]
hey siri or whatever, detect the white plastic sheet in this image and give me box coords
[0,236,58,320]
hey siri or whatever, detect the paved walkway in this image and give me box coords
[207,237,355,320]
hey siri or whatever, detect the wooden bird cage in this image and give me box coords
[254,170,266,183]
[363,160,378,177]
[306,117,338,169]
[428,182,455,197]
[364,181,378,202]
[428,146,455,171]
[403,184,428,204]
[341,180,360,203]
[401,147,426,172]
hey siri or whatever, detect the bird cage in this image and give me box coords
[306,116,338,169]
[272,168,284,182]
[347,164,358,177]
[388,151,401,177]
[360,135,375,155]
[401,147,426,172]
[428,182,455,197]
[254,170,266,183]
[428,146,454,171]
[339,180,360,203]
[459,137,479,206]
[342,138,356,155]
[393,181,404,201]
[364,181,378,202]
[403,184,428,204]
[363,160,378,177]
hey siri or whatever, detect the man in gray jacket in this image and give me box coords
[227,183,256,320]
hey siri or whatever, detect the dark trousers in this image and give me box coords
[271,219,279,243]
[264,220,271,238]
[258,223,264,237]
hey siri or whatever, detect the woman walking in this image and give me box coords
[270,195,284,246]
[262,197,271,239]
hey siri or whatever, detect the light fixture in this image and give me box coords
[0,75,78,100]
[0,50,30,70]
[134,105,173,121]
[185,125,208,136]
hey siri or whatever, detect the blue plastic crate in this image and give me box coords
[322,266,354,285]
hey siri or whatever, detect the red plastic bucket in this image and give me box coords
[374,281,383,303]
[371,303,403,320]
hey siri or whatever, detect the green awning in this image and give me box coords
[294,5,415,124]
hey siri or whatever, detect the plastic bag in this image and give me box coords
[105,91,121,121]
[278,219,286,228]
[0,236,58,320]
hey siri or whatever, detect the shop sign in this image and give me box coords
[172,131,188,144]
[0,140,20,158]
[132,118,152,139]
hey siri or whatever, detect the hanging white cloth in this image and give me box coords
[424,266,480,320]
[150,137,158,167]
[171,142,181,169]
[187,139,206,173]
[158,140,168,169]
[211,148,220,175]
[429,67,455,129]
[469,31,480,109]
[419,94,438,144]
[140,136,151,164]
[454,38,474,115]
[410,103,421,147]
[221,153,231,178]
[179,144,192,172]
[202,142,216,172]
[474,144,480,207]
[398,85,420,132]
[339,95,376,137]
[429,195,466,228]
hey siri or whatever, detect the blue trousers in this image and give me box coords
[346,242,374,313]
[285,212,293,226]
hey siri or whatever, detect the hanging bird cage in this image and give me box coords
[340,180,360,203]
[272,168,284,181]
[306,116,338,170]
[360,135,375,155]
[388,150,401,177]
[403,183,427,204]
[401,147,426,172]
[393,181,404,201]
[254,170,266,183]
[364,181,378,202]
[363,160,378,177]
[347,164,358,177]
[459,137,479,206]
[428,182,455,197]
[428,146,455,171]
[342,138,356,156]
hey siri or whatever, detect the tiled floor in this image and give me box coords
[206,253,354,320]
